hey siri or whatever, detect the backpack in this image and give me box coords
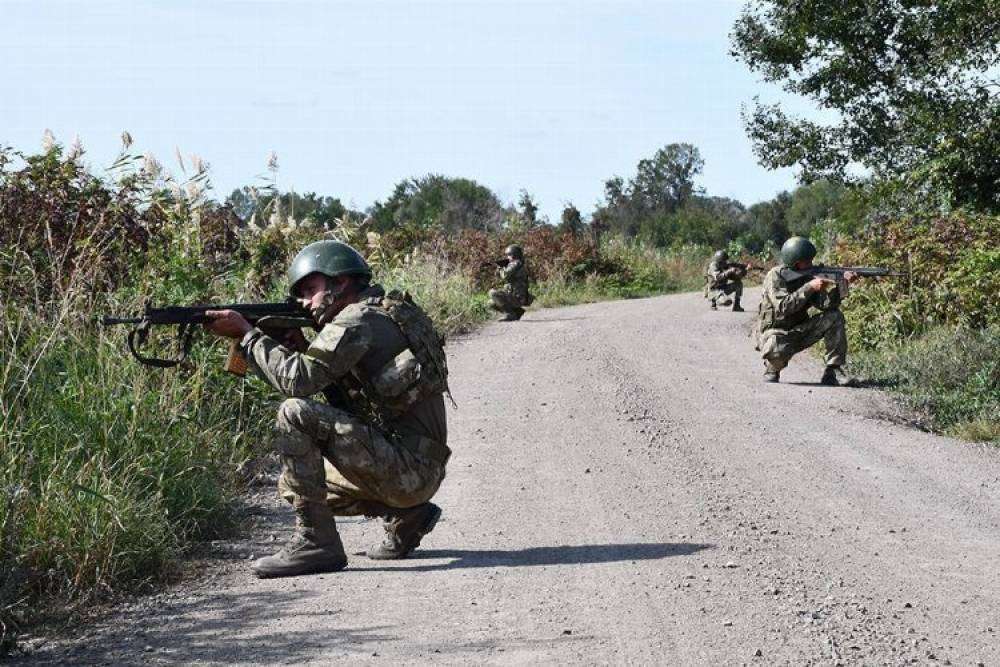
[369,290,452,416]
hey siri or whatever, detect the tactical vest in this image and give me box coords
[336,290,451,425]
[757,268,840,333]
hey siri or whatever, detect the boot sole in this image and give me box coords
[253,557,348,579]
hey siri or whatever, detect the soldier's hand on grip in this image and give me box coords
[203,310,253,339]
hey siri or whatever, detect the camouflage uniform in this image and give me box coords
[489,258,530,316]
[705,258,745,305]
[755,266,848,373]
[241,285,450,518]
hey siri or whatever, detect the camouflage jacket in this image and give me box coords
[757,266,842,333]
[500,258,529,303]
[705,259,746,288]
[240,284,447,448]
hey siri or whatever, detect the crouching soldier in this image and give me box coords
[705,250,748,312]
[204,240,451,578]
[488,244,532,321]
[755,236,859,386]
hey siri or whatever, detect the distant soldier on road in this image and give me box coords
[489,244,532,322]
[755,236,859,385]
[204,240,450,578]
[705,249,748,312]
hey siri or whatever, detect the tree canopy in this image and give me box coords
[370,174,506,233]
[731,0,1000,212]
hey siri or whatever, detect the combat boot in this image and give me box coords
[499,310,519,322]
[732,298,744,312]
[709,299,718,310]
[252,501,348,578]
[763,369,780,383]
[512,307,525,321]
[367,502,442,560]
[820,365,858,387]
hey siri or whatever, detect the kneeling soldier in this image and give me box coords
[755,236,859,386]
[205,240,451,578]
[705,250,747,312]
[488,244,531,321]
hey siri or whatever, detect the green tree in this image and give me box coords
[594,143,706,238]
[517,190,541,227]
[632,143,704,215]
[559,203,584,236]
[784,179,846,237]
[740,191,793,253]
[370,175,505,233]
[731,0,1000,212]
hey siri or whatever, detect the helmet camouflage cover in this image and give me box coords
[780,236,817,266]
[712,250,728,263]
[288,240,372,296]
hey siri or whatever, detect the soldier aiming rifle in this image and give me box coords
[108,241,452,578]
[705,250,761,312]
[488,244,533,322]
[754,236,906,386]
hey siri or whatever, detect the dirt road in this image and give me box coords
[22,291,1000,665]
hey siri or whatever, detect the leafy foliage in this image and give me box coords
[370,174,506,233]
[832,211,1000,347]
[593,143,705,238]
[731,0,1000,211]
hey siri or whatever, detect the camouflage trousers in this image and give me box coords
[707,279,743,302]
[272,398,447,516]
[488,287,524,314]
[759,309,848,371]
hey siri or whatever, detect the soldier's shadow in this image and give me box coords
[356,542,712,572]
[782,379,894,389]
[517,317,590,323]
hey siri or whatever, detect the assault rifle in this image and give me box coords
[102,300,314,372]
[730,261,765,275]
[782,265,908,292]
[805,265,907,279]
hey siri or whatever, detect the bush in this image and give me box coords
[832,212,1000,348]
[848,326,999,442]
[832,211,1000,442]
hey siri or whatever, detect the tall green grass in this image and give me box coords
[0,281,276,646]
[533,239,706,307]
[848,326,1000,443]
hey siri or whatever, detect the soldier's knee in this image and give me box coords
[276,398,311,432]
[820,309,846,329]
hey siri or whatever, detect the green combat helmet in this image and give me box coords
[780,236,817,266]
[288,240,372,296]
[505,244,524,260]
[712,250,729,263]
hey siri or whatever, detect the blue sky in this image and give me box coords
[1,0,813,220]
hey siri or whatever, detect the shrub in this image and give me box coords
[832,212,1000,348]
[848,326,999,442]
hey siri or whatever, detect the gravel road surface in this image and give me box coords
[19,290,1000,665]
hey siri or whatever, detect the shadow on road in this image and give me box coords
[15,589,396,666]
[518,316,590,323]
[359,542,712,572]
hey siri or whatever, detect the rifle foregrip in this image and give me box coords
[225,340,248,377]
